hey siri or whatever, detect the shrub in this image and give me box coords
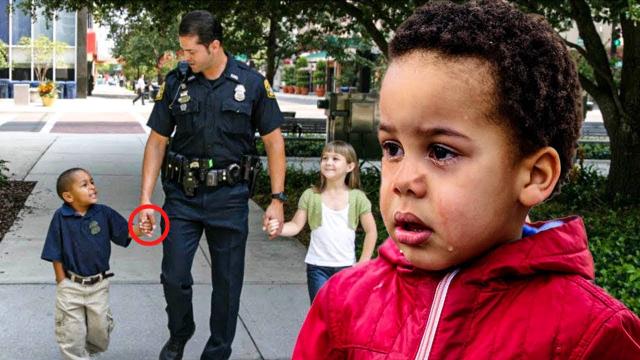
[0,159,8,186]
[296,69,309,88]
[313,61,326,86]
[577,143,610,159]
[0,159,9,186]
[256,138,325,157]
[282,65,295,86]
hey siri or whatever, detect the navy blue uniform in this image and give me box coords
[147,54,283,359]
[41,204,131,276]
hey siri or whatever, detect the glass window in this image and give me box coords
[0,0,9,43]
[11,45,31,80]
[55,11,75,46]
[34,8,53,40]
[55,47,74,81]
[11,0,32,44]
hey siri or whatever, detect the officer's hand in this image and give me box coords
[137,219,154,237]
[262,219,280,237]
[263,201,284,240]
[139,207,157,235]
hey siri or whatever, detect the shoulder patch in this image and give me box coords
[155,83,165,101]
[264,79,276,99]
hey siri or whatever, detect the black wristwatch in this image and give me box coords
[271,192,287,203]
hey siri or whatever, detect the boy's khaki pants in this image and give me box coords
[55,278,114,360]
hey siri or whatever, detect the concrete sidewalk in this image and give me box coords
[0,131,310,359]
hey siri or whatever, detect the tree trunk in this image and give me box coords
[76,7,88,98]
[607,120,640,201]
[265,14,278,85]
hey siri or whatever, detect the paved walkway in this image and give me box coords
[0,91,322,359]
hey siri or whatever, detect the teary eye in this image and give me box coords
[429,144,458,163]
[381,141,404,160]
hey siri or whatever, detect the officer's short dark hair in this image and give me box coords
[179,10,223,45]
[56,168,88,200]
[389,0,582,192]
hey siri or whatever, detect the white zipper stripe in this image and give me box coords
[414,269,460,360]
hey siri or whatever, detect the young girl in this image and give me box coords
[267,140,377,302]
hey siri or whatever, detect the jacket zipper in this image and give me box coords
[414,269,460,360]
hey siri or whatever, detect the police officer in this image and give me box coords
[138,10,286,360]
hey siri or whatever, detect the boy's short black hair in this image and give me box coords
[389,0,582,190]
[179,10,223,45]
[56,168,87,200]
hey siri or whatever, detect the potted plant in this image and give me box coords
[313,60,327,97]
[296,68,310,95]
[38,80,58,106]
[294,56,309,94]
[282,65,295,93]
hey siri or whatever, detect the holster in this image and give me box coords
[241,155,262,197]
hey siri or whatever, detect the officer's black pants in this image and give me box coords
[160,182,249,360]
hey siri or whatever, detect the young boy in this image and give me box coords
[293,1,640,359]
[41,167,150,360]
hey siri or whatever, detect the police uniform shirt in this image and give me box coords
[41,204,131,277]
[147,53,284,168]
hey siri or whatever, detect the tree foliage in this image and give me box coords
[19,0,640,201]
[18,35,68,82]
[514,0,640,202]
[103,11,179,80]
[0,41,8,69]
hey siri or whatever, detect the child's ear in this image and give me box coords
[62,191,74,204]
[517,146,561,207]
[347,162,356,173]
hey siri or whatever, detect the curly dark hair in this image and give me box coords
[389,0,583,191]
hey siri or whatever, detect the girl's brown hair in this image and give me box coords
[314,140,361,193]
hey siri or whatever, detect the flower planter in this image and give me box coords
[315,85,326,97]
[41,96,56,107]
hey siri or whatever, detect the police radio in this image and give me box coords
[169,61,193,110]
[177,60,190,81]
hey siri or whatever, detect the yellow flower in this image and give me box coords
[38,81,57,98]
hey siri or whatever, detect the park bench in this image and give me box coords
[278,111,327,138]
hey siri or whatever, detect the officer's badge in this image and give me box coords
[234,84,246,102]
[155,83,165,101]
[264,79,275,99]
[89,220,101,235]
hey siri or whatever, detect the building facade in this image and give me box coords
[0,0,77,82]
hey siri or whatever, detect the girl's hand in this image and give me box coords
[262,219,280,237]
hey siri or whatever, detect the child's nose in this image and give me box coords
[392,160,427,198]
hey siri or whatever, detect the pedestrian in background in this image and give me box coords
[132,74,146,105]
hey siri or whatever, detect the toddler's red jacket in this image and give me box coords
[293,217,640,359]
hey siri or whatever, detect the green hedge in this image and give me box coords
[578,143,610,160]
[256,138,325,157]
[253,165,639,315]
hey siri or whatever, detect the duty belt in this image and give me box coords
[163,151,261,197]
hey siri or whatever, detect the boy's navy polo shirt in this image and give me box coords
[41,203,131,277]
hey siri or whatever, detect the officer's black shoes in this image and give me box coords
[159,337,189,360]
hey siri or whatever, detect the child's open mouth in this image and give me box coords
[394,212,433,246]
